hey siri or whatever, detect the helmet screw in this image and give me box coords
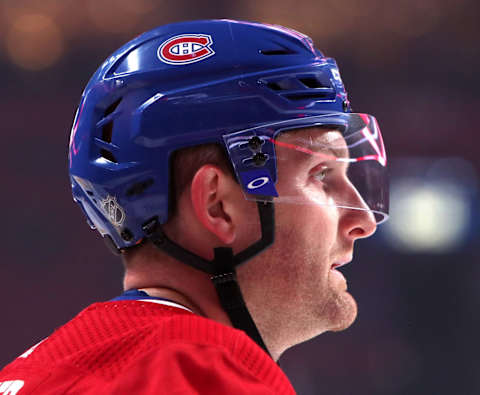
[141,217,158,236]
[342,100,350,112]
[248,136,263,151]
[252,152,268,166]
[121,229,133,241]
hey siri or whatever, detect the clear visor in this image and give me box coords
[224,113,389,224]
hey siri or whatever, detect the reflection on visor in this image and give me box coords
[223,113,389,224]
[269,114,387,167]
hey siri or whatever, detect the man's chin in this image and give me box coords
[329,292,358,332]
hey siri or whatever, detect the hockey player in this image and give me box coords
[0,20,389,394]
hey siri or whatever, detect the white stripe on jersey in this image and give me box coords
[137,299,193,313]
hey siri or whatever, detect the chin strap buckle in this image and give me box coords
[211,271,245,311]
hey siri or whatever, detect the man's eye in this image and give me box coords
[313,166,330,181]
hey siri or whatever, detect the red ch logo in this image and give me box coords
[158,34,215,65]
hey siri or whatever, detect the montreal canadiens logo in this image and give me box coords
[157,34,215,65]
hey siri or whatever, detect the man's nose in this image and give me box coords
[340,181,377,240]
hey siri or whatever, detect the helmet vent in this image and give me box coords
[100,148,117,163]
[262,75,332,93]
[284,92,333,101]
[102,122,113,143]
[298,77,327,89]
[266,81,284,91]
[126,178,154,197]
[101,98,122,143]
[104,98,122,116]
[260,49,295,55]
[263,78,299,91]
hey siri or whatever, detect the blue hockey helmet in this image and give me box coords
[69,19,388,252]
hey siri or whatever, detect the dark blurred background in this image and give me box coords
[1,1,479,394]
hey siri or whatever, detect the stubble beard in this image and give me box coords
[301,247,359,335]
[243,225,358,350]
[322,286,358,332]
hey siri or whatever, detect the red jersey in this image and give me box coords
[0,292,296,394]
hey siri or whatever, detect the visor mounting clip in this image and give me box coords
[252,152,268,167]
[248,136,264,151]
[121,228,133,241]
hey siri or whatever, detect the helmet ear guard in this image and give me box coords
[69,19,388,355]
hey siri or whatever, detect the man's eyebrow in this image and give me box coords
[269,137,349,161]
[308,141,349,159]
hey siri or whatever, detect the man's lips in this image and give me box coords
[330,258,352,289]
[331,258,352,270]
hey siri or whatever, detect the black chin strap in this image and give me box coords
[143,201,275,355]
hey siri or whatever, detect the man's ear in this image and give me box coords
[190,165,236,244]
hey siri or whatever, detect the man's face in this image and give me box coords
[238,127,377,343]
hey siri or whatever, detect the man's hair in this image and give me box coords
[168,143,235,218]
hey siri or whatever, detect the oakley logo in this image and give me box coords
[247,176,270,190]
[239,170,279,197]
[158,34,215,65]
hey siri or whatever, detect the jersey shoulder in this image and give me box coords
[0,300,296,394]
